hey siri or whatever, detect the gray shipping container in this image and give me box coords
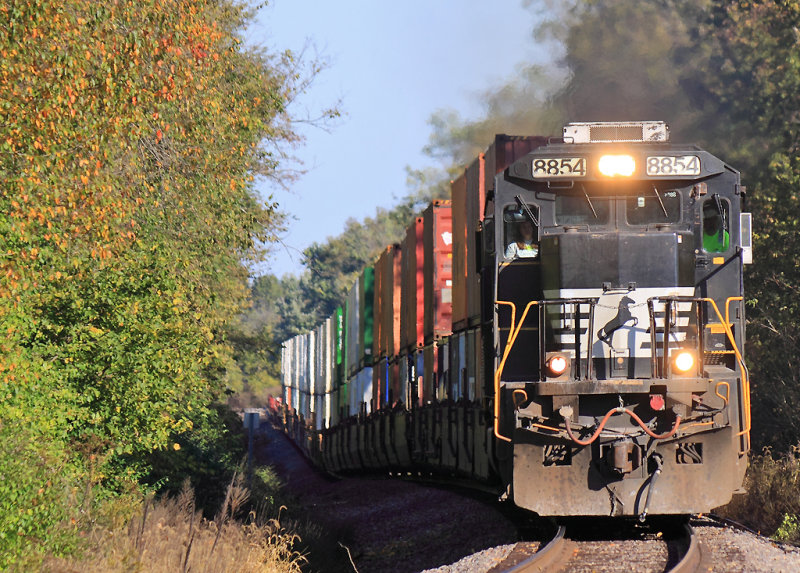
[293,333,304,413]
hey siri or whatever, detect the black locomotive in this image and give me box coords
[280,121,751,519]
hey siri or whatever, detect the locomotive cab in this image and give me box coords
[488,122,751,517]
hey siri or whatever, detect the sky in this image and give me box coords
[246,1,546,277]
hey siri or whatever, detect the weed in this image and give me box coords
[717,445,800,543]
[43,477,305,572]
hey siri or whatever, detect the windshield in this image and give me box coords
[555,194,612,227]
[626,188,681,225]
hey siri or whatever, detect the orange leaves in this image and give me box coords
[156,129,163,142]
[90,246,112,260]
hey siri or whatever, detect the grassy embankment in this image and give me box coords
[719,446,800,543]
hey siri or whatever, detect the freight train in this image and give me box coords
[279,121,751,519]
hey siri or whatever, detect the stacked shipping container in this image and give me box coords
[449,135,549,401]
[279,136,546,438]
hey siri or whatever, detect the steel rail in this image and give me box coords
[490,525,572,573]
[669,523,704,573]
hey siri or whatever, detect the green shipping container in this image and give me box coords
[359,265,375,368]
[334,306,345,387]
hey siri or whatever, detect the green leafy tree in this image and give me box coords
[699,1,800,448]
[0,0,327,563]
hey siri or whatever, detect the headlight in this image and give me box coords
[598,154,636,177]
[673,351,695,373]
[546,354,569,376]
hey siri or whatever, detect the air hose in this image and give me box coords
[639,454,664,522]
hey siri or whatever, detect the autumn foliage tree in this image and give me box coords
[0,0,318,562]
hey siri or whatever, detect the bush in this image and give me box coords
[718,445,800,543]
[0,422,81,569]
[44,479,305,573]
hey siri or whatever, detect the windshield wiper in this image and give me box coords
[581,184,598,219]
[515,195,540,226]
[712,193,727,227]
[652,185,668,219]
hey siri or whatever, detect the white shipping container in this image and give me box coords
[305,331,316,422]
[399,353,409,408]
[348,374,359,417]
[292,335,302,411]
[324,315,334,394]
[292,334,302,411]
[324,393,332,429]
[359,367,374,414]
[298,333,308,415]
[280,340,290,406]
[314,395,324,430]
[467,328,481,401]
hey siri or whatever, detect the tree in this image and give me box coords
[0,0,325,561]
[699,1,800,448]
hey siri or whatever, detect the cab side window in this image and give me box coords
[702,199,730,253]
[503,205,540,260]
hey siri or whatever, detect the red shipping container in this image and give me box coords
[451,174,468,331]
[400,217,424,351]
[389,244,402,357]
[373,249,385,359]
[423,200,453,344]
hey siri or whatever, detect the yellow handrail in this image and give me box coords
[715,381,730,405]
[703,297,750,452]
[493,300,539,442]
[725,296,743,329]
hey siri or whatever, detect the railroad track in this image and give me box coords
[490,520,708,573]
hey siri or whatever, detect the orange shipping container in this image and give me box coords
[451,135,548,330]
[373,244,402,360]
[400,217,424,352]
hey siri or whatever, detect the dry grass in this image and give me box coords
[718,445,800,543]
[44,476,306,573]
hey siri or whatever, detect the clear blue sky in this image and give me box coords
[247,1,545,277]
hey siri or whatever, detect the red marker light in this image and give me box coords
[650,394,666,411]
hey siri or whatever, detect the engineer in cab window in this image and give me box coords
[505,220,539,259]
[702,201,729,253]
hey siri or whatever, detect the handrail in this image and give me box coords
[645,295,750,453]
[647,295,704,379]
[703,297,750,453]
[493,298,597,442]
[493,300,538,442]
[725,296,743,329]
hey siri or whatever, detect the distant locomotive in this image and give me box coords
[280,121,751,519]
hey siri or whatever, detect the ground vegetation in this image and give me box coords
[0,0,330,566]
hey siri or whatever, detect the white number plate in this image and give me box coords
[532,157,586,178]
[646,155,701,176]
